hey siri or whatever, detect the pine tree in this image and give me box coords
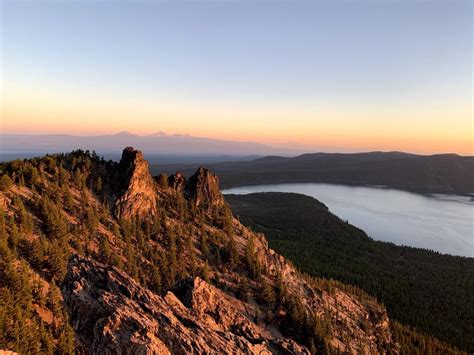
[258,278,276,307]
[0,288,14,348]
[38,322,54,354]
[245,235,261,279]
[236,277,250,302]
[0,175,13,191]
[63,187,74,212]
[85,206,99,237]
[0,210,8,254]
[184,233,197,275]
[157,255,171,290]
[150,266,162,294]
[48,285,63,330]
[200,261,210,283]
[49,241,68,281]
[144,218,152,241]
[17,199,33,234]
[167,228,177,287]
[176,192,186,221]
[225,236,238,269]
[159,174,169,189]
[57,320,75,354]
[40,197,68,240]
[8,221,20,254]
[113,222,122,239]
[11,261,33,310]
[100,237,112,263]
[151,213,160,241]
[222,204,233,236]
[200,233,209,257]
[19,174,25,187]
[94,176,103,194]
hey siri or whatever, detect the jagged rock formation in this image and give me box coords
[185,166,224,208]
[115,147,157,219]
[62,256,309,354]
[167,172,187,192]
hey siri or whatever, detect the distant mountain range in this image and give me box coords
[0,132,302,158]
[153,151,474,196]
[3,133,473,195]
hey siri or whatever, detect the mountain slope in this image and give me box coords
[0,148,397,354]
[226,192,474,352]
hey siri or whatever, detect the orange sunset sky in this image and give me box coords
[1,1,472,155]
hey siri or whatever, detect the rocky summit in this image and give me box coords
[185,166,224,209]
[115,147,158,219]
[0,147,399,354]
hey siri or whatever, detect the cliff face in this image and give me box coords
[185,166,224,208]
[62,256,308,355]
[115,147,157,219]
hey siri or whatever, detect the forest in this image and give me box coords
[226,192,474,353]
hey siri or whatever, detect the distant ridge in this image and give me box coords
[0,132,302,156]
[153,151,474,196]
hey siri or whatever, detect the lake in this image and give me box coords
[223,183,474,257]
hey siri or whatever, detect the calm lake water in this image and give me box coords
[223,183,474,257]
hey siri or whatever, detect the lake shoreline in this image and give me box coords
[223,182,474,257]
[221,179,474,201]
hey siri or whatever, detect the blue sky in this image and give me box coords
[1,1,472,153]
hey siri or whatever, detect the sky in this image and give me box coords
[1,0,472,154]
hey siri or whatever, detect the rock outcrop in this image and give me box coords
[115,147,157,219]
[185,167,224,208]
[167,172,187,192]
[62,256,309,354]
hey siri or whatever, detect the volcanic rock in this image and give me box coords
[115,147,157,219]
[61,255,310,355]
[167,172,187,192]
[185,167,224,208]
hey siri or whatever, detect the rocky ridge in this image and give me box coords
[62,255,308,354]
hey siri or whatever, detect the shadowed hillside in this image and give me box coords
[152,151,474,196]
